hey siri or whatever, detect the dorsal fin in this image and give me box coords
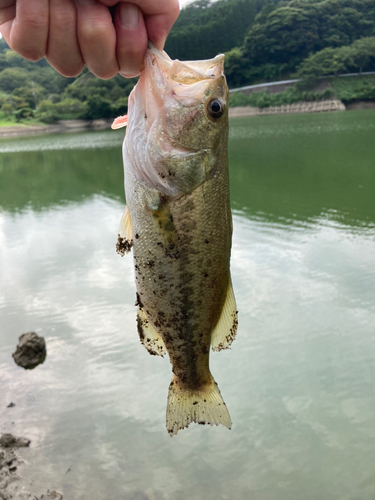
[211,280,238,352]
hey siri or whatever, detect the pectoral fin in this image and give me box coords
[136,306,166,357]
[211,280,238,352]
[116,205,133,256]
[111,115,128,129]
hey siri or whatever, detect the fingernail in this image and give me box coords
[119,3,140,30]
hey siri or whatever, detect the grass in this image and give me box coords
[0,115,48,127]
[331,75,375,103]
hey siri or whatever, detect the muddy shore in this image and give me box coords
[0,119,113,138]
[0,432,62,500]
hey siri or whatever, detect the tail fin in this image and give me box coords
[166,376,231,436]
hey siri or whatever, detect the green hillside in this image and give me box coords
[164,0,277,60]
[0,0,375,125]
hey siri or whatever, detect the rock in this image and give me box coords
[12,332,46,369]
[39,491,63,500]
[0,434,30,449]
[6,403,15,408]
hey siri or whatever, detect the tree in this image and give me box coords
[0,68,29,92]
[242,0,375,81]
[295,37,375,86]
[350,37,375,73]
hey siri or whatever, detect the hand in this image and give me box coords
[0,0,180,78]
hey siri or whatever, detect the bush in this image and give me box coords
[14,107,34,122]
[35,100,60,123]
[1,102,14,115]
[83,94,112,120]
[36,110,60,124]
[111,97,128,116]
[55,98,87,118]
[331,75,375,103]
[229,87,335,108]
[0,68,29,92]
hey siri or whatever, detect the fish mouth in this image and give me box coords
[125,44,227,198]
[138,42,226,131]
[147,41,225,84]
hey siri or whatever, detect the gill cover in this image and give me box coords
[124,43,229,199]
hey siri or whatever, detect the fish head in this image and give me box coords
[126,45,229,197]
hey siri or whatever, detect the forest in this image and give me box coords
[1,0,375,124]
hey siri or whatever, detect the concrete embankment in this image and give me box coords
[0,119,113,138]
[228,99,346,118]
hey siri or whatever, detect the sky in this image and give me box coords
[179,0,196,6]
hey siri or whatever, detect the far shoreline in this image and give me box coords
[0,101,374,139]
[0,118,114,139]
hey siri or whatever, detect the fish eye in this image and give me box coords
[207,99,225,119]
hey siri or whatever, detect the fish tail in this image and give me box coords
[166,376,231,437]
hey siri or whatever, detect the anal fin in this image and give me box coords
[116,205,133,256]
[211,279,238,352]
[136,305,166,357]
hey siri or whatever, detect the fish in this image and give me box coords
[114,43,238,436]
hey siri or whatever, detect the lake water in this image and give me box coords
[1,111,375,500]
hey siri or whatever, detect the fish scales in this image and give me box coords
[116,43,238,436]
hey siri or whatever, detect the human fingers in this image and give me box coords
[0,1,16,46]
[0,0,49,61]
[46,0,84,77]
[94,0,180,50]
[75,0,119,79]
[143,1,180,50]
[114,2,147,77]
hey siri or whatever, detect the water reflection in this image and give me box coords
[0,111,375,500]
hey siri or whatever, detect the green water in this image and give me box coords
[0,111,374,500]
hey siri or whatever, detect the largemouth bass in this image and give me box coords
[115,44,238,436]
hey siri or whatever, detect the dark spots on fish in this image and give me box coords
[204,273,209,278]
[158,311,165,317]
[205,238,209,244]
[157,241,162,246]
[135,293,143,308]
[159,274,165,280]
[144,113,147,119]
[136,315,145,340]
[230,310,239,338]
[166,249,180,259]
[116,235,133,256]
[169,215,174,222]
[145,260,155,268]
[135,233,139,239]
[204,399,206,403]
[193,401,198,405]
